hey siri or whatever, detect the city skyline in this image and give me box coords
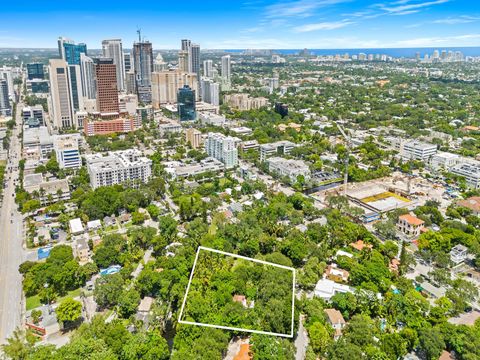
[1,0,480,49]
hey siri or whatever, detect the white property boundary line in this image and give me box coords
[178,246,296,338]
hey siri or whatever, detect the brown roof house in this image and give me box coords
[324,308,346,340]
[397,214,425,237]
[349,240,373,252]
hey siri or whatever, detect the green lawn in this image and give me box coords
[26,288,82,311]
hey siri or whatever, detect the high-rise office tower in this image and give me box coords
[189,43,200,77]
[58,37,87,65]
[221,55,231,80]
[102,39,125,92]
[94,58,119,114]
[27,63,45,80]
[49,59,74,129]
[0,79,11,116]
[68,64,83,112]
[132,40,153,103]
[203,60,213,78]
[177,85,196,121]
[80,53,96,99]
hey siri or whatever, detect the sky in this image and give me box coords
[1,0,480,49]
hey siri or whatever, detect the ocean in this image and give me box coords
[226,47,480,58]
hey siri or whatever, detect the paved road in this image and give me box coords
[0,102,26,344]
[294,315,309,360]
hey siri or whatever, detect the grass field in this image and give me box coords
[26,288,82,311]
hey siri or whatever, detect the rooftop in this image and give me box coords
[324,308,346,325]
[399,214,425,226]
[457,196,480,212]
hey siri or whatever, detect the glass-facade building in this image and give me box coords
[177,85,196,121]
[63,43,87,65]
[27,63,45,80]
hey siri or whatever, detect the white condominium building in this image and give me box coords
[86,149,152,189]
[53,134,82,169]
[401,141,437,161]
[205,132,239,169]
[267,157,311,183]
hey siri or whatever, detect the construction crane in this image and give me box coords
[336,122,351,197]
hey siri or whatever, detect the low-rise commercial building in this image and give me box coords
[86,149,152,189]
[159,121,182,137]
[260,140,296,161]
[450,163,480,189]
[53,134,81,169]
[401,141,437,161]
[23,173,71,205]
[23,126,53,160]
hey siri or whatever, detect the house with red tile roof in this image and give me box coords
[397,214,425,237]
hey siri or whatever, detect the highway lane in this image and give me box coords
[0,101,26,344]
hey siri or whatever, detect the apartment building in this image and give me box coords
[185,128,203,149]
[267,157,311,183]
[86,149,152,189]
[205,132,239,169]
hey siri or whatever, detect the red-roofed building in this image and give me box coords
[349,240,373,252]
[457,196,480,216]
[234,344,252,360]
[397,214,425,237]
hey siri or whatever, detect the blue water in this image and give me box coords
[226,47,480,58]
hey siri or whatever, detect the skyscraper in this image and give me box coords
[80,53,96,100]
[181,39,191,52]
[189,43,201,78]
[68,64,83,112]
[58,37,87,65]
[94,58,119,114]
[102,39,125,92]
[27,63,45,80]
[200,78,219,106]
[151,71,198,107]
[132,40,153,103]
[49,59,74,129]
[177,85,196,121]
[0,79,11,116]
[221,55,231,80]
[203,60,213,78]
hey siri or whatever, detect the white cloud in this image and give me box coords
[376,0,449,14]
[265,0,350,18]
[294,20,355,32]
[433,16,480,25]
[394,33,480,47]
